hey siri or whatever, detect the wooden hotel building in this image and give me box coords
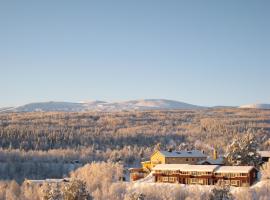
[153,164,257,187]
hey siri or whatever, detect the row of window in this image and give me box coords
[183,171,212,175]
[157,171,249,177]
[214,173,248,177]
[169,157,204,162]
[161,177,177,182]
[156,170,212,175]
[190,178,204,184]
[160,177,247,186]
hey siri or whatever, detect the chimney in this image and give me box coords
[213,148,218,160]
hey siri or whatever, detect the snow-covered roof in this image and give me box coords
[182,165,219,172]
[26,180,45,184]
[153,164,189,171]
[258,151,270,158]
[26,178,70,184]
[45,178,69,183]
[153,164,219,172]
[159,150,207,158]
[153,164,255,173]
[215,166,255,173]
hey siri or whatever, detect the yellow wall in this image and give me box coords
[150,151,166,168]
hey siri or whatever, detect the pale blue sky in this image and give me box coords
[0,0,269,107]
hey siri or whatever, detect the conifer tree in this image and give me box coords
[225,132,261,167]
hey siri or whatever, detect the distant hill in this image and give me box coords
[0,99,205,112]
[0,107,15,112]
[239,103,270,109]
[14,102,85,112]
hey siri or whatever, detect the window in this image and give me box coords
[240,173,247,177]
[186,158,189,161]
[169,177,176,182]
[165,171,173,175]
[231,180,239,186]
[224,180,230,185]
[198,179,204,184]
[190,178,197,183]
[162,177,168,182]
[192,171,197,175]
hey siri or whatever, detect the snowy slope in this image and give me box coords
[98,99,203,111]
[0,99,204,112]
[239,104,270,109]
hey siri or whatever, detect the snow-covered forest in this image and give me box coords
[0,108,270,199]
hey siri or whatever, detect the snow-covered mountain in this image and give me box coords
[239,103,270,109]
[0,99,204,113]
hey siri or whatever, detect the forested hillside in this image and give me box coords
[0,108,269,182]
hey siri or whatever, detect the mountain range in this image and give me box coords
[0,100,269,113]
[0,99,203,112]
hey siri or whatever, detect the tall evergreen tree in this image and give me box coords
[225,132,261,167]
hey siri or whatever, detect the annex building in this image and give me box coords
[141,150,208,171]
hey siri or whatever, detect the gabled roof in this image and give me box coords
[214,166,255,173]
[159,150,207,158]
[153,164,189,171]
[153,164,256,173]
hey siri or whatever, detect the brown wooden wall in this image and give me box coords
[153,169,257,187]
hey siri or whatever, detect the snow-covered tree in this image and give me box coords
[225,132,261,167]
[48,185,62,200]
[261,163,270,180]
[62,179,92,200]
[124,192,146,200]
[209,181,233,200]
[41,183,62,200]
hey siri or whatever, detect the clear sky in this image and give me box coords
[1,0,269,107]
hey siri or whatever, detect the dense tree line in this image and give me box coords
[0,109,269,151]
[0,108,269,182]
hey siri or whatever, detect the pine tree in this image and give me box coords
[225,132,261,167]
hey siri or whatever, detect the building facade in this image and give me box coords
[153,164,257,187]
